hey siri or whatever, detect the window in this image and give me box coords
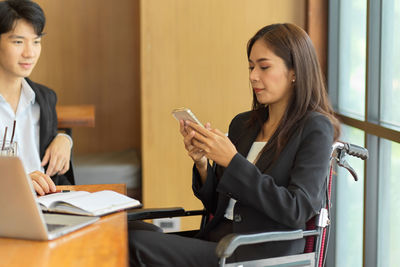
[377,139,400,266]
[337,0,366,120]
[328,0,400,266]
[335,125,365,267]
[380,0,400,130]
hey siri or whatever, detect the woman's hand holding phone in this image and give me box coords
[174,108,209,179]
[180,120,207,165]
[185,120,237,168]
[179,120,209,181]
[175,107,237,176]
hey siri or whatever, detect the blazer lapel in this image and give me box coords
[233,109,275,172]
[26,79,47,158]
[235,123,260,159]
[255,145,276,173]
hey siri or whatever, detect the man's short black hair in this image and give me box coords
[0,0,45,36]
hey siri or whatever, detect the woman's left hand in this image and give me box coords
[185,121,237,167]
[41,135,71,176]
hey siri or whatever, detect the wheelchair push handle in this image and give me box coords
[332,141,369,182]
[345,143,369,160]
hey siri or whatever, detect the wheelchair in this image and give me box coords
[127,141,368,267]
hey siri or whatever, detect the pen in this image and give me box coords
[45,189,74,194]
[37,189,74,196]
[56,189,74,193]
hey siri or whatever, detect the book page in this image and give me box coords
[54,190,141,216]
[37,191,90,209]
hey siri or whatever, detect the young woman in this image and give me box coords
[129,23,340,267]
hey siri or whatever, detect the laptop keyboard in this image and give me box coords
[46,223,67,231]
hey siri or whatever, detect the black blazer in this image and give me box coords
[26,78,74,185]
[192,110,333,261]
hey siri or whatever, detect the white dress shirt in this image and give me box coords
[0,79,44,174]
[224,141,267,220]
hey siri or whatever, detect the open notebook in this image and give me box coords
[38,190,142,216]
[0,157,99,240]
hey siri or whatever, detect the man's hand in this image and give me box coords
[29,171,56,196]
[41,135,71,176]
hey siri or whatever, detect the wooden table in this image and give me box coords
[57,183,127,195]
[0,184,128,267]
[56,105,95,135]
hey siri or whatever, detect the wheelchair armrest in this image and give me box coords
[127,207,205,221]
[216,229,306,259]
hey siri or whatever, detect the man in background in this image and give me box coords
[0,0,74,195]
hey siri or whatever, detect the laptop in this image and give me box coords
[0,157,99,241]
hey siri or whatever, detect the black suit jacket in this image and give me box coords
[192,110,333,261]
[26,78,74,185]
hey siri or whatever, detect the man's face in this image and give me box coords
[0,19,42,80]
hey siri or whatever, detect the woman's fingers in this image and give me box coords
[191,137,208,153]
[211,127,226,137]
[183,130,196,149]
[179,120,187,136]
[186,121,210,137]
[178,119,210,164]
[181,121,199,151]
[188,147,206,163]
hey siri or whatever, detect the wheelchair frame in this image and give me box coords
[127,141,368,267]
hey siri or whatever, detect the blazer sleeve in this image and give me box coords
[191,114,243,214]
[216,114,334,229]
[47,89,58,143]
[45,91,75,185]
[192,162,219,214]
[29,79,75,185]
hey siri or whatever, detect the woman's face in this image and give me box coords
[248,39,294,108]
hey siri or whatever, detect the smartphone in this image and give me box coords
[171,108,204,128]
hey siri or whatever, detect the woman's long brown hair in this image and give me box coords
[247,23,340,155]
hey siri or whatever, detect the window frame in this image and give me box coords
[328,0,400,266]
